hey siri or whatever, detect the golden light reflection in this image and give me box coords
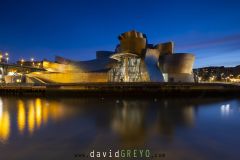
[1,97,76,142]
[48,101,65,121]
[28,101,35,135]
[42,104,49,125]
[17,100,26,134]
[0,107,10,143]
[25,98,73,134]
[0,99,2,118]
[35,98,42,129]
[0,111,10,141]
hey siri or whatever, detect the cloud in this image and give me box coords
[178,34,240,51]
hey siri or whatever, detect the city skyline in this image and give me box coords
[0,0,240,68]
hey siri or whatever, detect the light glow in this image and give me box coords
[17,100,26,134]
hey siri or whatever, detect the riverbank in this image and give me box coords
[0,82,239,97]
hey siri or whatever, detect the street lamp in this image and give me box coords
[37,62,41,68]
[21,59,24,66]
[5,52,9,63]
[31,58,35,66]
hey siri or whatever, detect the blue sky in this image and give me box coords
[0,0,240,68]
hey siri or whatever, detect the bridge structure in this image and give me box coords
[0,62,46,82]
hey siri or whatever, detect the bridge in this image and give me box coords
[0,62,46,82]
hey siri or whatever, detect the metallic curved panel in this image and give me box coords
[55,56,73,64]
[118,30,147,55]
[110,52,139,61]
[27,72,108,83]
[42,61,83,73]
[159,53,195,74]
[74,59,116,72]
[155,41,174,56]
[144,49,164,82]
[54,55,117,73]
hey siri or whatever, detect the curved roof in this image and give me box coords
[117,30,147,55]
[72,59,116,72]
[54,51,118,73]
[158,53,195,74]
[110,52,140,61]
[118,30,146,40]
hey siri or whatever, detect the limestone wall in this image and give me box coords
[27,72,108,83]
[163,73,194,82]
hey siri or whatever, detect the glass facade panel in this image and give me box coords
[108,57,144,82]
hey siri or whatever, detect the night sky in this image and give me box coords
[0,0,240,68]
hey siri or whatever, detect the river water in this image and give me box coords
[0,96,240,160]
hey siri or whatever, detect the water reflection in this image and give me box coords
[0,97,240,159]
[0,97,77,142]
[35,98,42,129]
[111,99,197,145]
[28,101,35,134]
[157,104,195,137]
[0,97,10,143]
[17,100,25,134]
[0,98,2,117]
[221,104,233,116]
[0,97,229,144]
[112,100,147,145]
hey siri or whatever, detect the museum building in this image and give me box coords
[26,30,195,84]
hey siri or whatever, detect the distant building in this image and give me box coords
[26,30,195,84]
[194,65,240,82]
[16,60,43,68]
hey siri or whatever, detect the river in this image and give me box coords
[0,96,239,160]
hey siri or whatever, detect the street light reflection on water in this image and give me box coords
[17,100,25,134]
[0,98,10,143]
[0,97,76,143]
[0,96,240,160]
[221,104,232,116]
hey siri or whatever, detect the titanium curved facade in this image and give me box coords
[159,53,195,74]
[158,53,195,82]
[155,42,174,56]
[25,30,195,84]
[54,51,116,73]
[117,30,147,55]
[144,48,163,82]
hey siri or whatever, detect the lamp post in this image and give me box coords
[21,59,24,66]
[31,58,34,66]
[5,52,9,63]
[37,62,41,68]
